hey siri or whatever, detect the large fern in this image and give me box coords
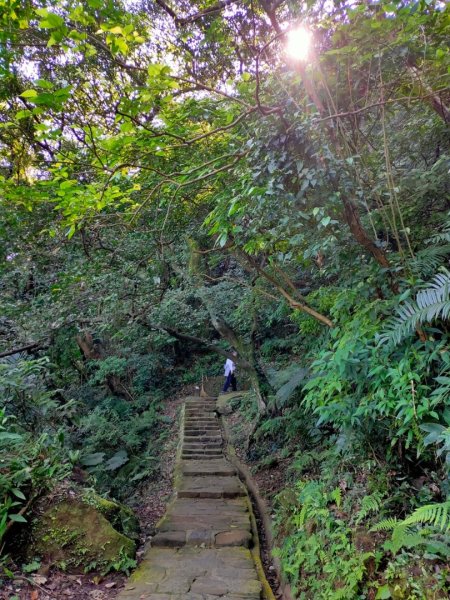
[380,269,450,345]
[410,245,450,276]
[372,501,450,555]
[275,366,309,408]
[426,215,450,247]
[403,501,450,532]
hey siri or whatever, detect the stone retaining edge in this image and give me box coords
[152,403,186,535]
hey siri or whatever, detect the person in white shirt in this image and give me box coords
[223,351,237,392]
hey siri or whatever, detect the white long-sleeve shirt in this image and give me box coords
[224,358,236,376]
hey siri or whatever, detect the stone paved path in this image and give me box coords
[118,396,264,600]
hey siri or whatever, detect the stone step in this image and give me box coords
[184,419,220,429]
[185,421,219,426]
[184,429,222,439]
[154,497,251,548]
[178,476,245,499]
[185,414,217,419]
[183,436,223,448]
[184,438,222,445]
[181,454,223,460]
[183,445,222,452]
[184,435,222,442]
[152,528,252,549]
[117,547,262,599]
[181,460,236,477]
[181,458,236,477]
[186,431,221,436]
[185,413,216,419]
[183,443,222,450]
[182,450,223,457]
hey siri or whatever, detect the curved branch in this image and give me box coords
[148,323,252,368]
[0,341,46,359]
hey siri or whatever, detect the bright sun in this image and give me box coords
[286,27,312,61]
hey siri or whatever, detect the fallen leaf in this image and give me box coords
[31,591,39,600]
[32,575,47,585]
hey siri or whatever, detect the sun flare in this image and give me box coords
[286,26,312,61]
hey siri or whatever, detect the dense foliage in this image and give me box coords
[0,0,449,596]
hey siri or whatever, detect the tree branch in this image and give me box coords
[0,341,45,359]
[176,1,237,25]
[148,323,251,368]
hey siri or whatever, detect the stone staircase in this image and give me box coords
[117,396,265,600]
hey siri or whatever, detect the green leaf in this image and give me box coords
[39,13,64,28]
[20,89,38,98]
[12,488,26,500]
[15,109,32,119]
[81,452,105,466]
[376,585,391,599]
[0,432,23,442]
[35,79,53,89]
[9,514,27,523]
[104,449,129,471]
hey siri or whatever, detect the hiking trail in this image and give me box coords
[117,395,271,600]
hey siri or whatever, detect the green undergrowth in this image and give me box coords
[228,289,450,599]
[273,444,449,599]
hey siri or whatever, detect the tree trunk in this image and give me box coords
[76,332,104,360]
[342,197,390,268]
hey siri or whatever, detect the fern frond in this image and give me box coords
[374,502,450,556]
[427,231,450,245]
[371,517,399,532]
[426,215,450,247]
[0,351,28,365]
[391,531,428,553]
[330,487,342,509]
[403,501,450,532]
[275,366,309,408]
[380,269,450,345]
[356,492,383,524]
[410,245,450,276]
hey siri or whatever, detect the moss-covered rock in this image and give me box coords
[217,392,243,415]
[30,493,137,573]
[81,489,140,541]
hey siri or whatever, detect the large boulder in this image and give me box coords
[29,486,138,573]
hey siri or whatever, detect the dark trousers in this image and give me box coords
[223,373,237,392]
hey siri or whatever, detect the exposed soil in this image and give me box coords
[0,392,185,600]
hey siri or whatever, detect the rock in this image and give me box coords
[30,491,137,573]
[82,489,140,541]
[216,395,234,416]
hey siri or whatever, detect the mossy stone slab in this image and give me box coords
[32,500,136,571]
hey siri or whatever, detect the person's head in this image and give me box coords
[232,350,237,357]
